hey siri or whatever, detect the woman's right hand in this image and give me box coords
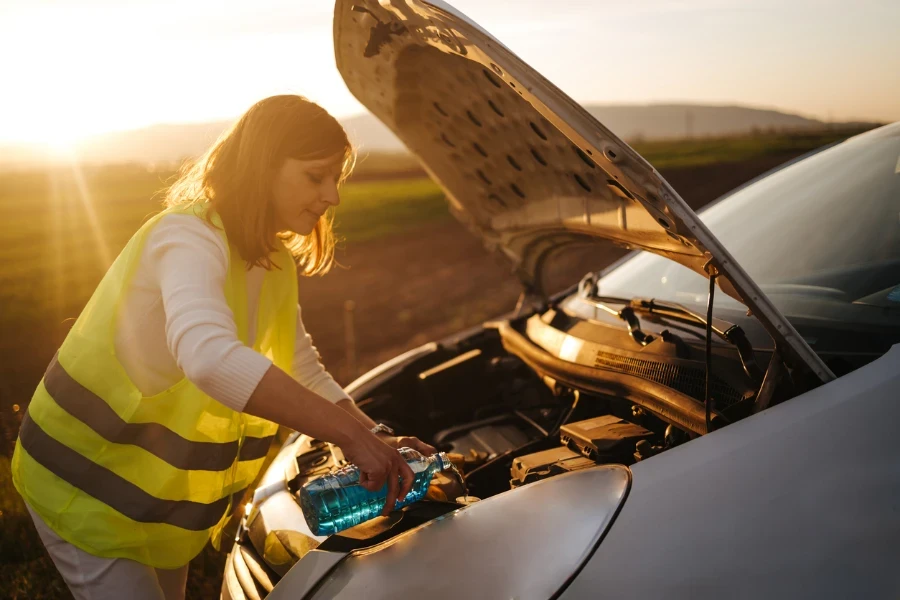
[243,365,415,515]
[341,429,415,516]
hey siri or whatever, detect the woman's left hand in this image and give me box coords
[378,434,437,456]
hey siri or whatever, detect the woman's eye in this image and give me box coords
[307,173,323,184]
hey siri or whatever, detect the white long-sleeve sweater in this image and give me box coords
[114,213,350,412]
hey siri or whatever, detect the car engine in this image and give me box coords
[288,299,760,506]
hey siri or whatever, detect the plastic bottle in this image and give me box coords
[299,447,453,536]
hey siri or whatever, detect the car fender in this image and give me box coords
[560,345,900,599]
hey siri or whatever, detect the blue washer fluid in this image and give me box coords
[299,447,453,536]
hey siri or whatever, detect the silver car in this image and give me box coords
[221,1,900,598]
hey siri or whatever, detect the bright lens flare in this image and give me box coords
[27,123,86,159]
[46,137,78,156]
[68,158,113,269]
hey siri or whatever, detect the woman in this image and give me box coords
[11,95,435,600]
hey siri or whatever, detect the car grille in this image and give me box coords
[223,541,281,600]
[593,349,744,407]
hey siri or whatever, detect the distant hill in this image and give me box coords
[0,103,868,170]
[584,104,826,140]
[340,113,407,153]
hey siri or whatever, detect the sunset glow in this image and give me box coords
[1,0,898,145]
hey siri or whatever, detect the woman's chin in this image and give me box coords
[292,218,317,236]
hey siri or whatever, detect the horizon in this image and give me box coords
[2,100,873,152]
[2,0,898,146]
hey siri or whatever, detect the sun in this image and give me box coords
[26,123,87,158]
[45,137,78,157]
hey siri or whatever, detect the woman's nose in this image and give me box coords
[323,184,341,207]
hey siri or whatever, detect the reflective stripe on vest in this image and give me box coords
[19,411,248,531]
[37,353,274,471]
[11,204,298,568]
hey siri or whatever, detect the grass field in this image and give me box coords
[629,128,860,168]
[0,127,872,598]
[0,170,446,328]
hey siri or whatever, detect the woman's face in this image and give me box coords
[271,153,345,236]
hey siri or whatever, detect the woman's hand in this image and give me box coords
[377,434,437,456]
[341,431,416,516]
[244,367,415,515]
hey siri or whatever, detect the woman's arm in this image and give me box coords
[245,364,415,514]
[149,216,413,511]
[291,305,436,455]
[291,304,351,404]
[150,215,275,410]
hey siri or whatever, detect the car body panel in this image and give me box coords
[333,0,833,383]
[266,550,347,600]
[306,465,630,599]
[343,342,439,399]
[559,344,900,599]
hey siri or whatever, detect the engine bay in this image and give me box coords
[286,299,773,510]
[235,297,806,597]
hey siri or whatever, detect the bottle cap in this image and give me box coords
[437,451,453,470]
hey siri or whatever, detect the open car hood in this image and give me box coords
[334,0,834,383]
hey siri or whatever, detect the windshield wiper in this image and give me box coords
[630,297,763,383]
[589,298,656,346]
[575,275,657,346]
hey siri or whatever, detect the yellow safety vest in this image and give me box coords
[11,203,297,568]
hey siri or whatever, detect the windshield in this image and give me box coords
[598,126,900,318]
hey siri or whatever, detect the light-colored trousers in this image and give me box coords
[26,503,189,600]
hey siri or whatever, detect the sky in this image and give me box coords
[1,0,898,145]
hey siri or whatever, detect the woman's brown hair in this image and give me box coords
[165,95,355,275]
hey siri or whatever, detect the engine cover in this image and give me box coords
[561,415,653,463]
[434,415,543,460]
